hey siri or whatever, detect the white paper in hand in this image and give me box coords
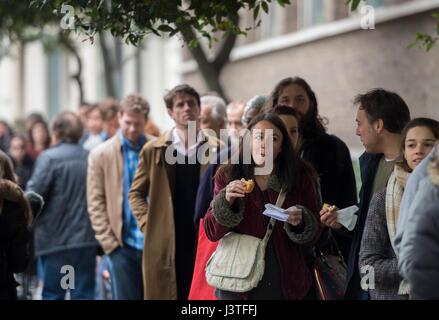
[262,204,289,222]
[336,205,359,231]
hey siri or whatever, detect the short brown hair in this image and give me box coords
[100,98,120,121]
[354,88,411,134]
[85,104,103,118]
[51,112,84,143]
[164,84,200,110]
[120,94,150,118]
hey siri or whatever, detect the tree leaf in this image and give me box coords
[347,0,361,11]
[261,1,269,14]
[253,4,260,21]
[188,38,198,48]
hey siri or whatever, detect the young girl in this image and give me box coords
[204,113,322,300]
[359,117,439,299]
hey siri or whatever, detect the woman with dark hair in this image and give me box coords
[27,120,51,161]
[0,150,32,300]
[0,120,14,153]
[9,135,34,189]
[359,117,439,299]
[265,77,357,261]
[271,105,301,149]
[204,113,322,300]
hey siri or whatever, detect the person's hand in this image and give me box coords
[225,180,246,205]
[320,204,342,229]
[102,270,111,280]
[286,206,303,227]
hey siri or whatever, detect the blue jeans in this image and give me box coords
[40,247,96,300]
[108,246,143,300]
[95,255,112,300]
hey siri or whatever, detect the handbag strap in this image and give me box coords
[315,230,346,264]
[262,187,286,245]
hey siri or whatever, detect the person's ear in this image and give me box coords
[167,107,174,119]
[50,133,57,146]
[374,118,384,134]
[118,111,123,126]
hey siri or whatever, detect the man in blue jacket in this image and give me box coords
[27,112,98,300]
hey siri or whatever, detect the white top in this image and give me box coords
[171,127,205,157]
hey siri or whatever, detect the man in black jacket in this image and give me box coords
[27,112,98,300]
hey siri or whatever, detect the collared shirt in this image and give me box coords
[119,129,146,251]
[171,127,206,158]
[82,131,107,151]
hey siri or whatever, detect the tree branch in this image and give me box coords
[180,26,229,101]
[213,13,239,73]
[99,31,116,97]
[60,34,85,103]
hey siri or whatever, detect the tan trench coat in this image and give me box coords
[87,134,154,254]
[129,130,222,299]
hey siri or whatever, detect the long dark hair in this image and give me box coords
[0,150,16,182]
[264,77,326,139]
[0,150,32,225]
[216,113,315,193]
[27,120,51,150]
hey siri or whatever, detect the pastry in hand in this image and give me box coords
[323,203,336,211]
[241,178,255,193]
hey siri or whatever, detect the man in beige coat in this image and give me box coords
[129,84,223,300]
[87,94,153,300]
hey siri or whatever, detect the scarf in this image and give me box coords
[385,165,410,295]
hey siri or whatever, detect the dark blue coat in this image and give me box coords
[26,143,98,257]
[344,152,382,300]
[194,146,234,227]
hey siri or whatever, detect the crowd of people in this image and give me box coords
[1,77,438,300]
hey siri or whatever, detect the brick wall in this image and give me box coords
[183,9,439,155]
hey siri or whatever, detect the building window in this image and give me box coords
[260,1,277,39]
[298,0,326,29]
[365,0,384,8]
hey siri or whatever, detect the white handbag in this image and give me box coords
[205,189,286,293]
